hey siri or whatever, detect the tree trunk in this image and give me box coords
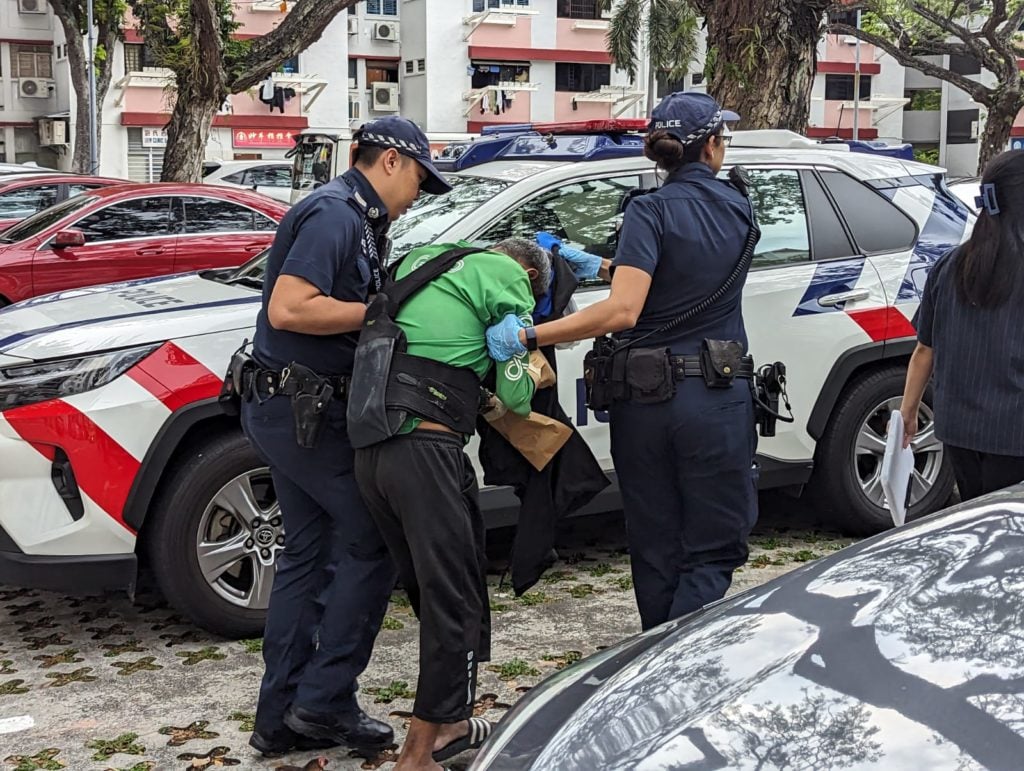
[699,0,829,131]
[977,92,1023,174]
[160,81,223,182]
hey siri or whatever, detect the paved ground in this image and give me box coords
[0,496,855,770]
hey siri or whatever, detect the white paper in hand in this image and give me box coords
[881,409,915,526]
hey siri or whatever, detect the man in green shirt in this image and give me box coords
[353,238,547,771]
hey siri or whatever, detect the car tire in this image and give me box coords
[811,365,954,536]
[145,430,278,639]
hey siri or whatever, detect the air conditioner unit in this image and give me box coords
[347,16,359,34]
[18,0,46,14]
[20,78,53,99]
[372,21,400,42]
[348,77,358,89]
[371,82,399,112]
[38,118,67,146]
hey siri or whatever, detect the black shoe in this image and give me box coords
[248,726,339,757]
[284,705,395,752]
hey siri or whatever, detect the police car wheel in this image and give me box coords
[145,431,278,638]
[811,366,955,536]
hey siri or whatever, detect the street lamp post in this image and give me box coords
[852,9,861,142]
[86,0,99,174]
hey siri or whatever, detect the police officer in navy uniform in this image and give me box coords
[241,116,452,755]
[486,92,758,631]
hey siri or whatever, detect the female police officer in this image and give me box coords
[487,92,758,631]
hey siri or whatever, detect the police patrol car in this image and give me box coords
[0,121,972,636]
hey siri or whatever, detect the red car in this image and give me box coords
[0,183,289,306]
[0,173,127,230]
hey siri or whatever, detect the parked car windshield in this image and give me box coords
[227,174,511,284]
[0,195,98,243]
[388,175,510,257]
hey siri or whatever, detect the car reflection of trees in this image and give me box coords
[711,688,882,770]
[740,503,1024,769]
[532,612,883,771]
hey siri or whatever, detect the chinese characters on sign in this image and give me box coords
[142,128,168,148]
[233,130,294,149]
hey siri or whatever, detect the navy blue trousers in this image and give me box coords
[241,394,395,739]
[610,377,758,630]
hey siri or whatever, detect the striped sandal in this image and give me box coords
[432,717,493,762]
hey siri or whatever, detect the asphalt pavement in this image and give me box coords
[0,495,854,770]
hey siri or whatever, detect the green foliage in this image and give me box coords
[364,680,416,703]
[914,146,941,164]
[488,658,541,680]
[603,0,699,83]
[907,89,941,110]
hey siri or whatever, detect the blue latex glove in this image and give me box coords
[535,231,561,252]
[486,313,527,362]
[559,243,603,281]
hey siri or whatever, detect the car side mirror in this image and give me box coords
[53,229,86,249]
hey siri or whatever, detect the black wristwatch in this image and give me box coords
[524,326,539,351]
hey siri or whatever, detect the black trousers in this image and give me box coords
[609,377,758,631]
[947,445,1024,502]
[241,394,394,740]
[354,430,491,724]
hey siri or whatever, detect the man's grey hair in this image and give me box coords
[493,237,552,299]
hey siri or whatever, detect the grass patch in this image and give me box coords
[239,638,262,653]
[587,563,620,578]
[488,659,540,680]
[566,583,595,599]
[789,549,821,563]
[541,651,582,670]
[389,593,412,610]
[227,711,255,732]
[381,616,405,631]
[489,597,510,613]
[613,575,633,591]
[86,733,145,761]
[516,592,548,606]
[365,680,416,703]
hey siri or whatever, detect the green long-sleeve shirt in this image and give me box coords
[393,242,536,433]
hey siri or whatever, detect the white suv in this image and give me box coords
[0,130,972,636]
[203,159,293,203]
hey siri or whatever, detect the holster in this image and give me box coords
[218,347,256,417]
[700,339,745,389]
[584,336,621,412]
[290,374,334,449]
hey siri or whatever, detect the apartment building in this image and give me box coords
[0,0,67,167]
[23,1,1024,179]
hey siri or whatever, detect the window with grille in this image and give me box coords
[557,0,601,19]
[365,0,398,15]
[12,45,52,79]
[555,63,610,92]
[473,0,530,10]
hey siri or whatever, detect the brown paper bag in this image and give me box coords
[484,408,572,471]
[527,350,556,389]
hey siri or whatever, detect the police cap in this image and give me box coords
[649,91,740,147]
[354,116,453,195]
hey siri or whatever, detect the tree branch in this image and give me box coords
[908,1,1003,74]
[831,22,993,105]
[228,0,360,92]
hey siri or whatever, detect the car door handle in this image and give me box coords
[818,289,870,307]
[243,243,265,252]
[136,247,164,256]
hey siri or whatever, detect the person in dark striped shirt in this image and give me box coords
[900,149,1024,502]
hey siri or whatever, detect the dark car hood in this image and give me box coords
[474,488,1024,771]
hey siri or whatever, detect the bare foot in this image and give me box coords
[432,720,468,752]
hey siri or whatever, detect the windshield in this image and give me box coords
[227,175,512,284]
[389,175,511,256]
[291,139,335,192]
[0,194,98,243]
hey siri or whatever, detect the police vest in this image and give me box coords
[347,247,484,449]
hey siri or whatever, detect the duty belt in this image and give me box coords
[670,354,754,381]
[250,366,350,401]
